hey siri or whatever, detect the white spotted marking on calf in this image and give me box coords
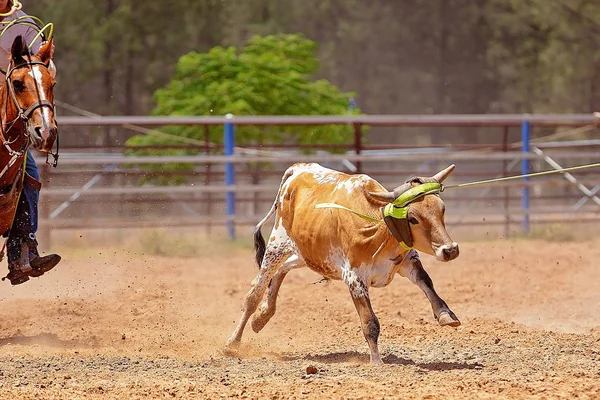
[327,247,368,298]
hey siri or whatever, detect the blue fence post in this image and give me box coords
[224,113,236,240]
[348,97,357,114]
[521,119,530,233]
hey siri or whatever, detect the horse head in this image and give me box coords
[5,35,57,153]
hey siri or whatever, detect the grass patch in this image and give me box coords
[518,224,576,243]
[135,229,254,258]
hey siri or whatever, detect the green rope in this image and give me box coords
[315,161,600,228]
[315,203,382,222]
[444,161,600,189]
[0,16,54,48]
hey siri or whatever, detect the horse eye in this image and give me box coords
[408,217,419,225]
[12,80,24,92]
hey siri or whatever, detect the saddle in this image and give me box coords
[0,169,41,236]
[0,165,25,236]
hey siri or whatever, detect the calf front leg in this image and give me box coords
[399,251,460,327]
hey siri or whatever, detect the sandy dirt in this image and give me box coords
[0,232,598,399]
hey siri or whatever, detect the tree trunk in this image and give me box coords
[434,0,449,144]
[103,0,116,146]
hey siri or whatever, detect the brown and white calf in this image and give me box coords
[226,162,460,364]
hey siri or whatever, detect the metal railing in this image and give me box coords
[37,113,600,243]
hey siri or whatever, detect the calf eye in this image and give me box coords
[408,217,419,225]
[12,80,24,92]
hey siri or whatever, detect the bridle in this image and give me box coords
[0,55,58,180]
[6,60,55,123]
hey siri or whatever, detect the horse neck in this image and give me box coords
[0,79,24,143]
[0,79,26,187]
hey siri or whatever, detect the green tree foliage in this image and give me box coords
[126,33,359,149]
[27,0,228,115]
[24,0,600,148]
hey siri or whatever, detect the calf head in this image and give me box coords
[369,165,459,262]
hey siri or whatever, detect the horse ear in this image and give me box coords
[11,35,28,65]
[37,37,54,64]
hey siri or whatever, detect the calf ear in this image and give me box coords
[11,35,28,65]
[432,164,456,183]
[37,37,54,65]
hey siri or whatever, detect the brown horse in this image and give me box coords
[0,35,56,259]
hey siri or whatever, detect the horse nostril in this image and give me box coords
[34,127,43,140]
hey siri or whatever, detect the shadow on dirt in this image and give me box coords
[279,351,484,371]
[384,354,484,371]
[0,332,91,349]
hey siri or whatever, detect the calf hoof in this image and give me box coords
[223,344,242,358]
[224,337,241,353]
[437,310,461,327]
[223,347,239,357]
[370,357,384,365]
[250,314,269,333]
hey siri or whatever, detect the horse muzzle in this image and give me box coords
[31,125,58,152]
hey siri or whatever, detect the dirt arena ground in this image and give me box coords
[0,229,598,399]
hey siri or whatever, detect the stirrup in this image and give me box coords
[2,264,31,286]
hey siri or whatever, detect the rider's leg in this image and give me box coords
[23,151,60,275]
[5,190,34,285]
[24,150,39,231]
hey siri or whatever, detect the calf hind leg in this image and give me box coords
[226,244,292,349]
[251,255,304,333]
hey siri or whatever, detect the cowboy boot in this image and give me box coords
[23,233,61,278]
[28,249,61,278]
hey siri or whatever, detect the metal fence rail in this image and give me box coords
[37,113,600,244]
[56,113,600,126]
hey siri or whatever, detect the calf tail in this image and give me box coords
[253,225,268,269]
[254,166,295,268]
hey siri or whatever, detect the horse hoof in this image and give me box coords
[438,311,461,327]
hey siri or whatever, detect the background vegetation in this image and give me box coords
[27,0,600,146]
